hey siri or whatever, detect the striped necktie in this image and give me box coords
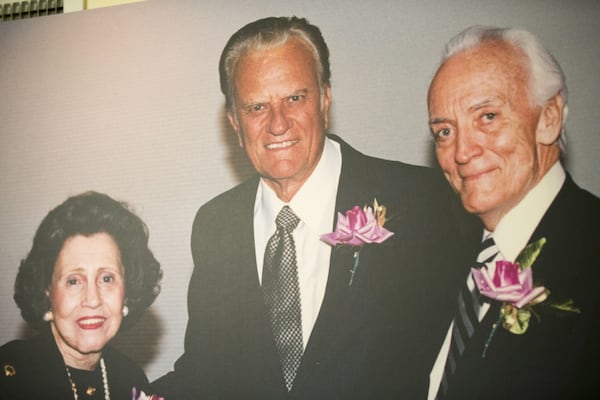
[438,234,498,398]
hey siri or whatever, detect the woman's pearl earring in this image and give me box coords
[43,311,54,322]
[122,305,129,317]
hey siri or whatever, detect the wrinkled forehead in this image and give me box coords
[236,38,317,74]
[232,39,321,102]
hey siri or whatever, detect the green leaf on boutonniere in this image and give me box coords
[515,237,547,270]
[549,298,582,314]
[501,304,532,334]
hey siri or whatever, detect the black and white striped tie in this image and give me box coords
[262,205,304,391]
[439,234,498,397]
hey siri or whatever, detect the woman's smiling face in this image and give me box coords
[47,232,125,366]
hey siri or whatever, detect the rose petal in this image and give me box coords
[355,219,394,243]
[471,249,547,310]
[492,284,524,294]
[346,235,368,247]
[472,267,495,292]
[493,260,520,287]
[519,267,534,292]
[491,292,526,303]
[515,286,546,308]
[371,226,394,243]
[347,206,366,230]
[321,205,393,246]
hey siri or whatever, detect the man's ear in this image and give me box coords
[322,84,332,130]
[226,110,244,148]
[536,93,564,145]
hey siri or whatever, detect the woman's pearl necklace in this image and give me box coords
[65,357,111,400]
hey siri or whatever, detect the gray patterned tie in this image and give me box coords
[438,234,498,398]
[262,205,303,391]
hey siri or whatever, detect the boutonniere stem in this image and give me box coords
[349,250,360,286]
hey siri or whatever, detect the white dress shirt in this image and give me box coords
[428,162,566,399]
[253,138,342,349]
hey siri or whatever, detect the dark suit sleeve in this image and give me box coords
[152,195,237,399]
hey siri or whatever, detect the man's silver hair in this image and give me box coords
[219,17,331,118]
[441,25,568,151]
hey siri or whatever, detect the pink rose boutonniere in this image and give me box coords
[472,237,580,357]
[132,387,164,400]
[321,199,394,285]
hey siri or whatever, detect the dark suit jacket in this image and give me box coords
[153,136,475,399]
[0,332,152,400]
[441,175,600,399]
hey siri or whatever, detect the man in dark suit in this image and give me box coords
[427,25,600,399]
[153,16,471,399]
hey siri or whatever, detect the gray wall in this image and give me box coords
[1,0,598,381]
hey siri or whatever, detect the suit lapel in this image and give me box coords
[293,137,374,390]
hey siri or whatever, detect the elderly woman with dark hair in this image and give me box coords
[0,191,163,400]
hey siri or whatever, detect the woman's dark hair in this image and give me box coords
[14,191,162,332]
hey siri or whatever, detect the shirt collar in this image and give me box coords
[493,162,565,261]
[256,137,342,233]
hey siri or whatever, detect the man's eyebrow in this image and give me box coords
[239,88,311,108]
[469,98,499,112]
[429,117,450,125]
[287,88,309,97]
[240,99,264,109]
[428,98,502,124]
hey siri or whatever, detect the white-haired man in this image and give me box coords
[427,25,599,399]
